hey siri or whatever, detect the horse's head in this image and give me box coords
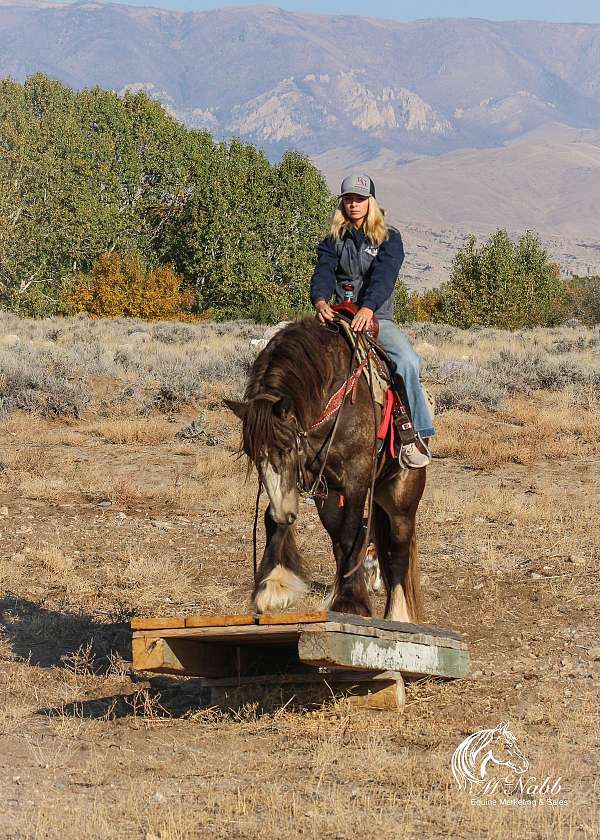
[225,396,301,527]
[487,723,529,776]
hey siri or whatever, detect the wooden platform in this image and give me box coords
[131,611,469,711]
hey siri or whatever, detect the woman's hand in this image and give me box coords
[351,306,374,332]
[315,299,335,324]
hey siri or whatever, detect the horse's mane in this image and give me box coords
[242,318,340,462]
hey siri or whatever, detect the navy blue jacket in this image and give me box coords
[310,226,404,321]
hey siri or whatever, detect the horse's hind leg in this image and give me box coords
[252,506,309,613]
[374,473,425,623]
[317,491,371,617]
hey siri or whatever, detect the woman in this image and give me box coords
[310,173,434,469]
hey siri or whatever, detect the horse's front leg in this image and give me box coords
[252,506,308,613]
[317,490,371,617]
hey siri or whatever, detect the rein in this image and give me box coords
[296,317,381,579]
[295,322,360,499]
[252,479,262,586]
[343,343,380,580]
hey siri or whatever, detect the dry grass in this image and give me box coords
[85,417,177,445]
[435,390,600,468]
[0,315,598,839]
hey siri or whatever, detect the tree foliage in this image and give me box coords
[440,229,564,329]
[557,276,600,325]
[0,75,332,319]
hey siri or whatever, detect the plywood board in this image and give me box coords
[130,611,465,644]
[257,612,329,625]
[131,619,465,651]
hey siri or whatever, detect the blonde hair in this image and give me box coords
[330,196,389,247]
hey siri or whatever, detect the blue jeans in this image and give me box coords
[377,319,435,438]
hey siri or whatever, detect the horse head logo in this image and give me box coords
[451,723,529,791]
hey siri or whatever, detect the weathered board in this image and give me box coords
[130,611,469,711]
[298,630,469,680]
[131,610,464,640]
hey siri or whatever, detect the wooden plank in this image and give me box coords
[207,676,405,712]
[199,670,405,688]
[298,631,470,680]
[131,623,319,643]
[131,636,237,678]
[257,611,463,641]
[322,622,466,651]
[131,610,464,642]
[257,611,329,626]
[185,613,254,628]
[326,612,464,642]
[344,678,405,711]
[130,616,185,630]
[131,620,465,651]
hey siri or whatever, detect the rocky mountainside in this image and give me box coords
[2,1,600,157]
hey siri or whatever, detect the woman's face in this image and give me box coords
[342,193,369,227]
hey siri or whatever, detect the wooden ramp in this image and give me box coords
[131,611,469,711]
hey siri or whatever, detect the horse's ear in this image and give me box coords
[224,399,247,420]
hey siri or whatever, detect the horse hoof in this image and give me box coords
[330,596,371,618]
[253,565,309,614]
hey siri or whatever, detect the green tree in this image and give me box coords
[441,229,563,329]
[393,279,412,322]
[163,143,332,321]
[0,75,333,320]
[558,275,600,324]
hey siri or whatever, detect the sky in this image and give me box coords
[99,0,600,23]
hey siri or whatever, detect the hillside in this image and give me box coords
[315,125,600,287]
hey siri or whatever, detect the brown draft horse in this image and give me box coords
[226,317,426,621]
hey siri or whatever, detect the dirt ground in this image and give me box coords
[0,389,598,840]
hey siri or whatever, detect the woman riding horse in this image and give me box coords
[311,173,435,468]
[226,174,432,621]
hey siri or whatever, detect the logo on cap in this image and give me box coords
[340,173,375,198]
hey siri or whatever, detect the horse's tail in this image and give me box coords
[373,505,422,623]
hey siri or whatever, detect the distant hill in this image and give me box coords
[314,125,600,239]
[1,1,600,283]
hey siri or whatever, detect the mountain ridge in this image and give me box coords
[2,2,600,155]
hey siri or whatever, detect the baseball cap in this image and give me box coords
[340,173,376,199]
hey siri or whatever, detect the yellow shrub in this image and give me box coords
[409,288,444,321]
[71,253,195,320]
